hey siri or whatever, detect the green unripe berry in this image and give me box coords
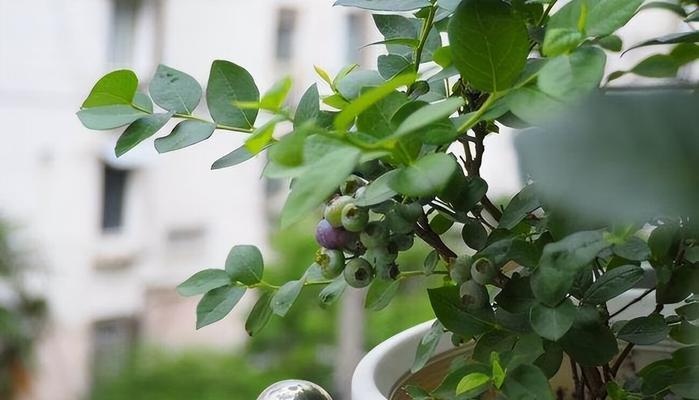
[344,258,374,288]
[340,175,364,196]
[324,196,354,227]
[360,221,389,248]
[470,257,497,285]
[449,255,472,284]
[315,248,346,279]
[365,246,399,280]
[390,233,414,252]
[341,204,369,232]
[460,280,489,309]
[396,202,423,223]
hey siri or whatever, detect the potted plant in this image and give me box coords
[76,0,699,398]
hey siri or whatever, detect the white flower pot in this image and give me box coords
[350,288,679,400]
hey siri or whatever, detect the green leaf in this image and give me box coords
[244,117,283,154]
[626,31,699,53]
[319,277,346,306]
[387,97,464,142]
[538,47,606,100]
[82,70,138,108]
[531,231,609,306]
[495,274,535,314]
[596,35,623,52]
[502,364,554,400]
[456,373,491,395]
[618,313,670,345]
[295,84,320,128]
[448,0,529,92]
[583,264,644,304]
[560,307,618,366]
[427,285,494,338]
[355,170,399,207]
[585,0,644,37]
[411,321,444,373]
[268,126,309,167]
[154,120,215,154]
[211,145,257,170]
[612,236,650,261]
[224,245,264,286]
[335,70,384,100]
[76,105,148,130]
[206,60,259,129]
[149,64,202,114]
[356,90,409,139]
[335,72,416,131]
[196,286,246,329]
[670,320,699,344]
[271,280,304,317]
[529,299,577,341]
[378,54,412,80]
[115,112,173,157]
[542,28,585,57]
[133,92,153,113]
[245,291,274,336]
[491,353,506,388]
[677,303,699,321]
[259,76,292,112]
[365,279,401,311]
[506,85,565,125]
[281,147,360,228]
[671,366,699,399]
[176,269,232,297]
[334,0,431,11]
[499,184,540,230]
[441,173,488,212]
[389,153,457,197]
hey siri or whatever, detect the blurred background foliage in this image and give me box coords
[0,221,47,399]
[90,217,435,399]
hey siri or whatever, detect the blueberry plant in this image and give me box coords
[77,0,699,398]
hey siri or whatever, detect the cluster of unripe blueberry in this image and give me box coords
[449,254,497,310]
[314,178,422,288]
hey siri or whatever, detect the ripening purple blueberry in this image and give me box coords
[315,219,356,250]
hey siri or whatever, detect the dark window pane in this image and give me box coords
[101,165,128,231]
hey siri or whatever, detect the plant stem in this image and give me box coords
[609,287,655,319]
[131,102,254,133]
[611,343,634,377]
[413,4,437,73]
[456,92,503,133]
[415,219,457,260]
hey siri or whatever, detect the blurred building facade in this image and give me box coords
[0,0,691,399]
[0,1,374,399]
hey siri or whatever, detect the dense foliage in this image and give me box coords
[0,222,46,399]
[77,0,699,399]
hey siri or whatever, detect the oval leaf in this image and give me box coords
[149,64,202,114]
[206,60,259,129]
[196,285,246,329]
[448,0,529,92]
[176,269,231,297]
[225,245,264,286]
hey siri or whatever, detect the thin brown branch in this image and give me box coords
[609,287,655,319]
[571,359,583,400]
[612,343,634,377]
[415,220,457,260]
[481,195,503,222]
